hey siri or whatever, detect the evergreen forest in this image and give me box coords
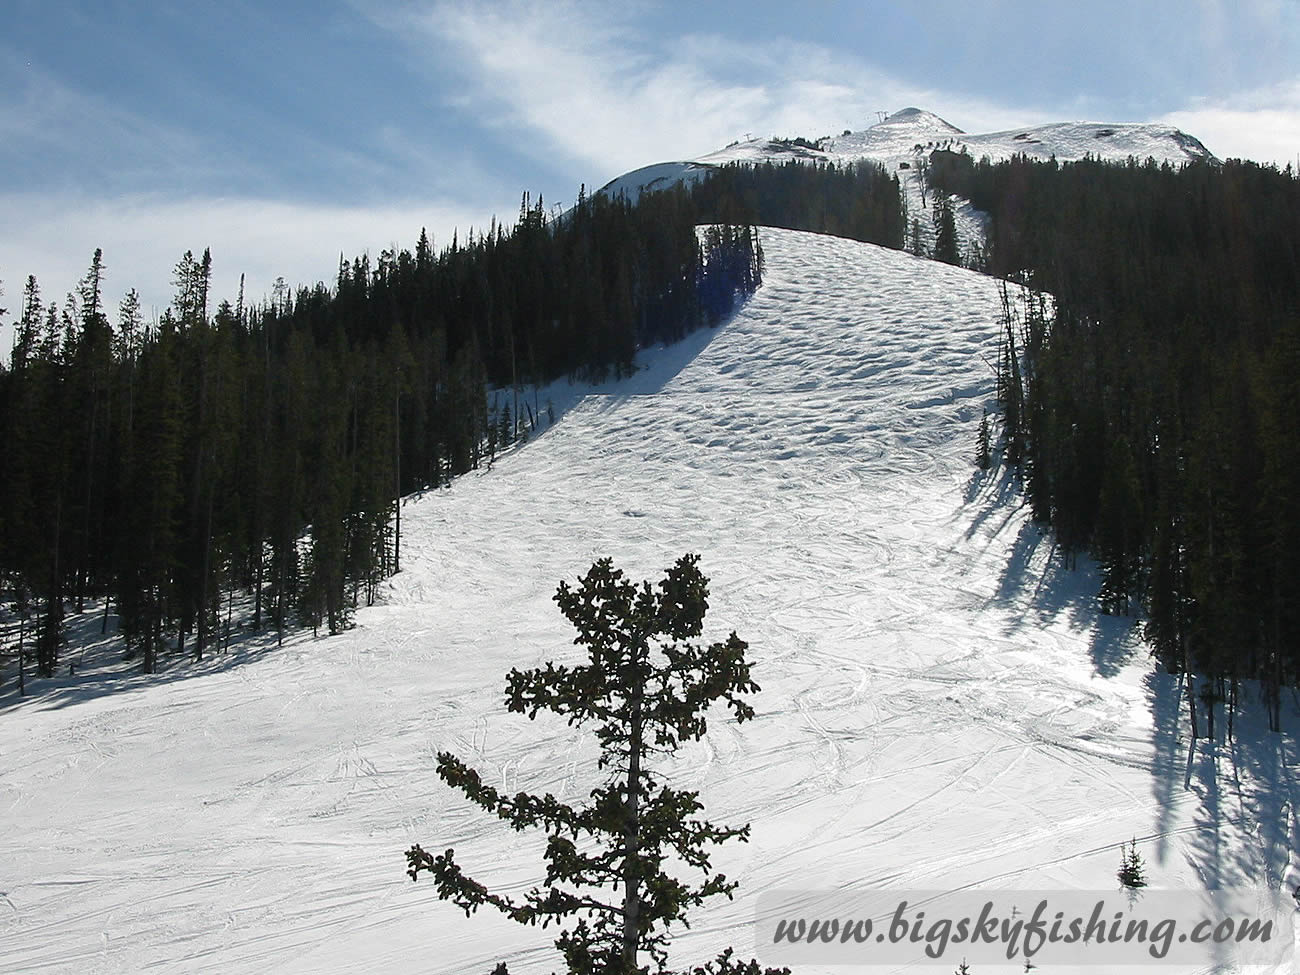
[927,150,1300,732]
[0,181,780,680]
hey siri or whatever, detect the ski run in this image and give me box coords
[2,227,1297,974]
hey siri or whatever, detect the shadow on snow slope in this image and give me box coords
[0,300,744,713]
[0,602,307,715]
[962,459,1140,680]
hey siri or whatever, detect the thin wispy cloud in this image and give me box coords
[378,0,1060,186]
[399,0,765,177]
[0,53,229,193]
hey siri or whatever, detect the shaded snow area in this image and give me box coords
[3,229,1297,974]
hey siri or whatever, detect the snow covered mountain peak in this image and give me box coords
[873,106,965,135]
[599,107,1218,204]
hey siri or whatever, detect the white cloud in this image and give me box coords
[1158,80,1300,165]
[377,0,1061,188]
[373,0,1298,181]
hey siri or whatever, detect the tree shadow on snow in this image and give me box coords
[0,604,298,715]
[964,468,1300,914]
[593,304,753,410]
[1144,667,1300,911]
[480,305,741,463]
[960,463,1022,535]
[964,462,1140,679]
[963,460,1300,909]
[594,320,731,400]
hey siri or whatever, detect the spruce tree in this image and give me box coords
[1117,838,1146,889]
[975,410,992,470]
[406,554,787,975]
[932,197,960,265]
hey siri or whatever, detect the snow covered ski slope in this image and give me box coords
[2,229,1295,974]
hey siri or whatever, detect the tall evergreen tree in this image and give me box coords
[407,555,785,975]
[932,197,960,265]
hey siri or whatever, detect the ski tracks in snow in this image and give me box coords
[1,229,1292,974]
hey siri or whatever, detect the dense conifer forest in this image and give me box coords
[687,158,906,249]
[928,150,1300,732]
[0,182,773,681]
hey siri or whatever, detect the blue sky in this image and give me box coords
[2,0,1298,324]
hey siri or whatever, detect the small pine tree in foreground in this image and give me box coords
[1117,837,1146,889]
[406,554,789,975]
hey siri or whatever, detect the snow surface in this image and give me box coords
[596,161,718,205]
[2,229,1297,974]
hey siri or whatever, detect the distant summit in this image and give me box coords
[872,107,965,135]
[598,108,1216,203]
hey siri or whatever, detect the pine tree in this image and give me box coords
[975,409,992,470]
[11,276,41,371]
[1095,438,1143,616]
[995,285,1027,471]
[1117,838,1146,889]
[406,554,787,975]
[114,310,185,672]
[932,197,960,265]
[63,249,116,613]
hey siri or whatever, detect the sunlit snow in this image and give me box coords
[2,229,1295,974]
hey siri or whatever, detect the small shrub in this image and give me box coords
[1118,837,1147,889]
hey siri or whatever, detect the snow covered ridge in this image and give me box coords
[599,107,1217,202]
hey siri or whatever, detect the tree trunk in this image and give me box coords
[622,689,643,973]
[40,497,64,679]
[224,584,234,652]
[394,388,401,574]
[17,611,25,696]
[1184,669,1198,742]
[253,544,264,632]
[144,590,159,675]
[196,489,214,661]
[77,399,99,613]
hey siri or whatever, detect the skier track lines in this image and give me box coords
[1,229,1290,975]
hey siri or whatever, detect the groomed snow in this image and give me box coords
[2,229,1295,974]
